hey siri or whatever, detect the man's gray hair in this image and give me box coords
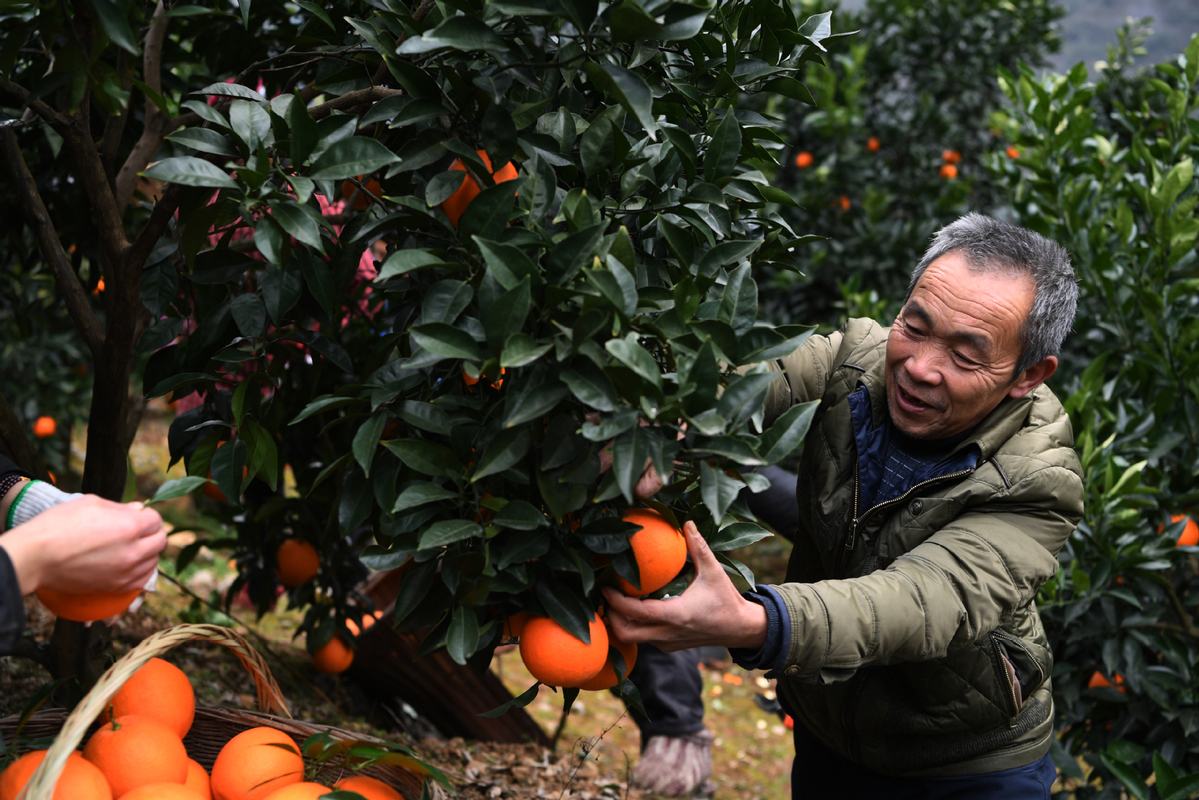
[907,213,1078,376]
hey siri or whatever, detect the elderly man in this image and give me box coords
[604,213,1083,799]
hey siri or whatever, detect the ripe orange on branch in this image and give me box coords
[579,636,638,691]
[794,151,813,168]
[275,539,320,587]
[1158,514,1199,546]
[615,508,687,597]
[519,613,609,687]
[440,150,518,229]
[311,633,354,674]
[32,416,57,438]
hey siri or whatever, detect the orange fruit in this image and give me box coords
[0,750,112,800]
[440,151,518,229]
[579,637,638,691]
[519,613,608,688]
[120,784,208,800]
[257,783,331,800]
[210,727,304,800]
[36,587,141,622]
[941,149,961,164]
[341,176,383,210]
[615,509,687,597]
[1158,514,1199,546]
[866,136,880,152]
[334,775,404,800]
[312,634,354,674]
[33,416,57,438]
[462,367,505,390]
[1088,671,1127,693]
[939,163,958,180]
[185,758,213,800]
[275,540,320,587]
[1006,146,1020,159]
[838,195,850,210]
[93,277,105,294]
[83,715,189,799]
[794,151,813,169]
[100,657,196,739]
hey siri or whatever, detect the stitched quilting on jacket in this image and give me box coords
[763,318,1084,778]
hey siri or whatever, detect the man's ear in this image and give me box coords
[1009,355,1058,399]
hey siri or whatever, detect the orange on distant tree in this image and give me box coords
[519,613,609,687]
[440,151,518,229]
[311,632,354,674]
[101,657,196,739]
[83,714,189,799]
[866,136,880,152]
[275,539,320,587]
[1157,514,1199,546]
[210,726,304,800]
[1088,671,1127,693]
[794,151,813,168]
[0,750,112,800]
[579,636,638,691]
[838,195,851,210]
[185,757,213,800]
[939,164,958,180]
[334,774,404,800]
[462,366,505,389]
[1006,146,1020,159]
[93,277,105,294]
[615,508,687,597]
[32,416,56,438]
[36,585,141,623]
[257,782,332,800]
[941,149,961,164]
[119,784,208,800]
[340,175,383,210]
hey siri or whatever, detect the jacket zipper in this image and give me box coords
[991,636,1023,725]
[838,466,977,578]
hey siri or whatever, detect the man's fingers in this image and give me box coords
[682,520,722,577]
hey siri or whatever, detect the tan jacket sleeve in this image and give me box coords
[761,327,846,427]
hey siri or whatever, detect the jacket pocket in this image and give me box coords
[990,630,1048,717]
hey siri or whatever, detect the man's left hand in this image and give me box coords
[601,520,768,652]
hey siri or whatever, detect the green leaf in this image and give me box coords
[700,460,744,523]
[471,428,531,482]
[353,412,388,476]
[409,323,483,362]
[393,482,459,511]
[1161,775,1199,800]
[717,372,775,427]
[287,330,354,374]
[763,77,817,104]
[692,435,763,465]
[308,138,401,180]
[291,395,362,426]
[718,263,757,336]
[493,500,549,530]
[536,578,594,644]
[707,522,772,552]
[397,15,510,55]
[501,334,553,368]
[561,361,620,412]
[91,0,140,53]
[421,280,474,325]
[695,239,762,277]
[426,170,468,207]
[419,519,483,549]
[484,277,532,351]
[397,401,452,435]
[474,237,539,290]
[445,605,481,665]
[1100,754,1148,800]
[583,62,657,139]
[230,294,266,339]
[148,476,210,505]
[1106,740,1146,765]
[758,400,818,463]
[738,324,815,364]
[477,681,541,718]
[460,181,521,241]
[503,380,569,428]
[168,128,238,157]
[382,439,463,477]
[142,157,238,189]
[261,264,303,325]
[272,202,325,252]
[611,427,650,503]
[605,334,662,390]
[376,249,455,282]
[703,112,741,183]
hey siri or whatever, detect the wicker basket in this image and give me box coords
[0,624,428,800]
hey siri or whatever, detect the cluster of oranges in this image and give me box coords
[512,508,685,689]
[0,657,403,800]
[939,149,961,180]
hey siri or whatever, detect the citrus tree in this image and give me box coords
[757,0,1062,326]
[1,0,846,700]
[995,32,1199,797]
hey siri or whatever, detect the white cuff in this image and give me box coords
[10,481,84,528]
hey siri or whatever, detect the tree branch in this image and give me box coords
[59,111,131,285]
[309,86,405,121]
[0,76,72,132]
[0,129,105,355]
[126,181,185,274]
[371,0,437,85]
[114,0,170,215]
[0,388,49,479]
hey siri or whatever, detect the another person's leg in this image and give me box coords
[627,644,712,796]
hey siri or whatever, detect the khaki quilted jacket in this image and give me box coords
[763,318,1084,777]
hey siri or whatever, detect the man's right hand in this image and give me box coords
[0,496,166,596]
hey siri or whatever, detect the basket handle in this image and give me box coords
[21,623,290,800]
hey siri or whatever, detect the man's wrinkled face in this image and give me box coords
[885,252,1037,440]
